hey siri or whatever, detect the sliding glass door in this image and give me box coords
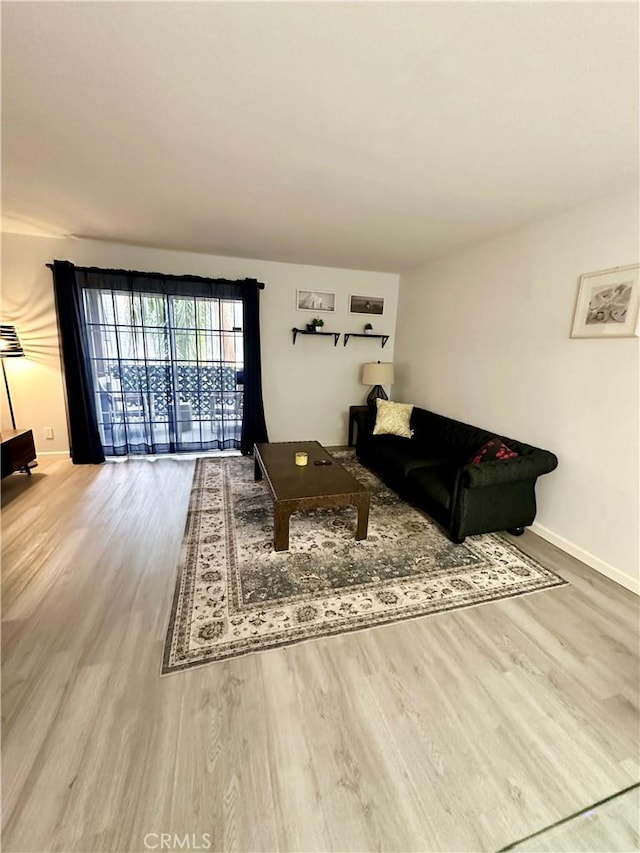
[83,288,244,455]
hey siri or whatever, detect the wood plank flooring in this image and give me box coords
[2,455,638,852]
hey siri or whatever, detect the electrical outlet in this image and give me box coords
[43,427,54,440]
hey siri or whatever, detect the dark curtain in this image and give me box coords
[50,261,268,461]
[240,283,268,454]
[51,260,105,464]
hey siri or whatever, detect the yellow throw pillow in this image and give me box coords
[373,399,414,438]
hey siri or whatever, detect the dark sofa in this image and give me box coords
[355,405,558,543]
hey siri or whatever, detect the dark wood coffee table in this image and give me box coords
[254,441,370,551]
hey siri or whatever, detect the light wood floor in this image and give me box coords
[2,455,638,853]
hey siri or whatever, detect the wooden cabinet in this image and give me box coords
[1,429,37,478]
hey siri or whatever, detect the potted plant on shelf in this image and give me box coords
[307,317,325,332]
[364,322,373,335]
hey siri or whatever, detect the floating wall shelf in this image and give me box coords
[291,328,341,346]
[343,333,390,349]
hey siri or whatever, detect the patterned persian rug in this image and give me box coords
[163,452,567,673]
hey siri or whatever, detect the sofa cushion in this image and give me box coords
[373,399,414,438]
[362,435,447,476]
[469,437,519,464]
[406,464,458,511]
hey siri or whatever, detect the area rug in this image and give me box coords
[162,452,567,673]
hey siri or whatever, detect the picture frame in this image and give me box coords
[296,290,336,313]
[349,294,384,316]
[570,264,640,338]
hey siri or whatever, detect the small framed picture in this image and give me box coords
[571,264,640,338]
[296,290,336,312]
[349,294,384,315]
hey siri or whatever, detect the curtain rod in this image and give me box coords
[45,262,265,289]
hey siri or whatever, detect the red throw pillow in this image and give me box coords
[469,438,518,464]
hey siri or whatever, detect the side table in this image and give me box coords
[348,405,369,447]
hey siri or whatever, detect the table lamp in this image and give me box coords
[361,361,394,409]
[0,324,25,429]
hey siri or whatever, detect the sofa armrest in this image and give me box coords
[462,450,558,489]
[354,408,375,445]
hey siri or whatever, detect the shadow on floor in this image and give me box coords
[1,471,47,508]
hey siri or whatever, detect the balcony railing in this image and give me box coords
[95,363,243,453]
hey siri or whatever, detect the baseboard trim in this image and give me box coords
[531,522,639,596]
[36,450,69,457]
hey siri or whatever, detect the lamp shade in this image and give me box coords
[361,361,394,386]
[0,325,24,358]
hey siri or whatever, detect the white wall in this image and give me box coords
[0,234,398,453]
[395,187,639,592]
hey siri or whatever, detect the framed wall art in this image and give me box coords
[349,294,384,315]
[571,264,640,338]
[296,290,335,312]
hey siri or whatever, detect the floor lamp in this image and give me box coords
[0,324,25,429]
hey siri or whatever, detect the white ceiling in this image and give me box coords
[2,2,638,273]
